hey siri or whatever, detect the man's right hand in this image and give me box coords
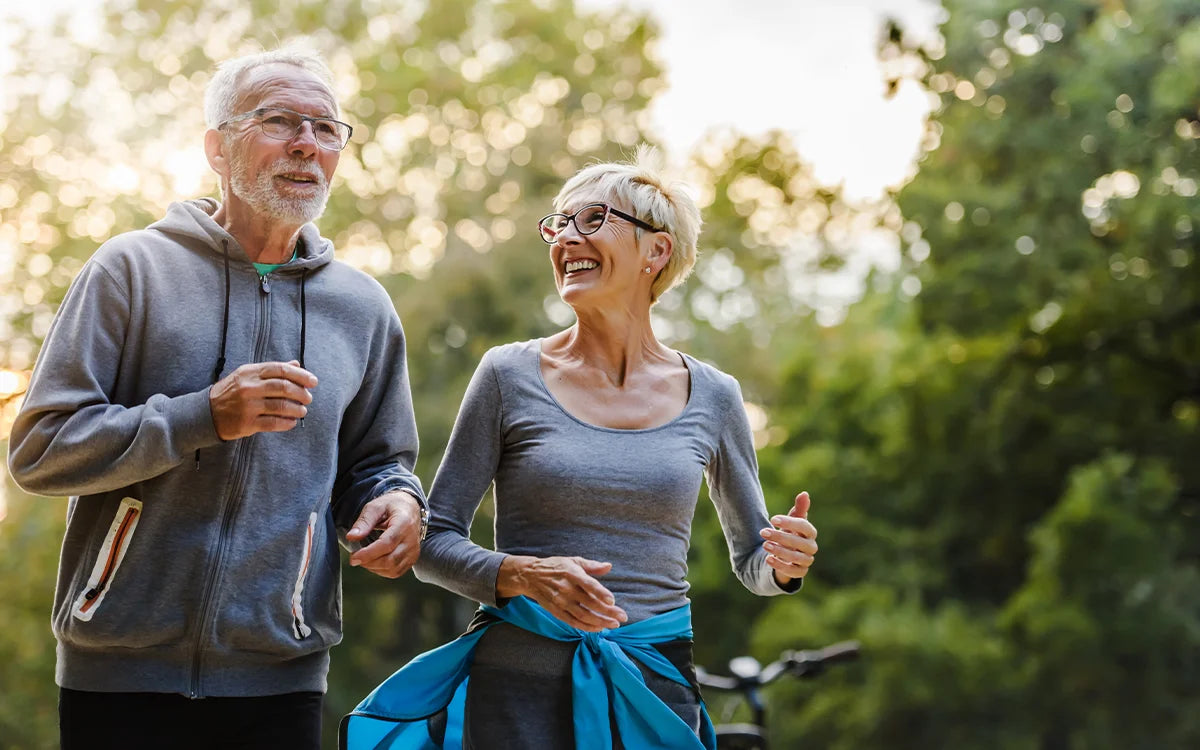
[209,360,317,441]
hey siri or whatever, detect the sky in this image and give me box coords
[578,0,943,199]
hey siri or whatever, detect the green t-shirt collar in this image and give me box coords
[252,247,299,276]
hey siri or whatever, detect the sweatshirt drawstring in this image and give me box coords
[299,268,307,370]
[197,241,233,470]
[298,268,307,427]
[215,241,232,382]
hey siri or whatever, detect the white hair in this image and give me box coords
[204,44,338,129]
[554,145,702,303]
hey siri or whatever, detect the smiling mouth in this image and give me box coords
[564,259,598,275]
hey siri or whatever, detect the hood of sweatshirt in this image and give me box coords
[146,198,336,274]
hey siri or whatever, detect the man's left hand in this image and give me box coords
[346,491,423,578]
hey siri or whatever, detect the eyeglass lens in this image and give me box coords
[539,205,609,242]
[260,111,349,150]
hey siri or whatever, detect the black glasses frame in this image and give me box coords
[218,107,354,151]
[537,202,665,244]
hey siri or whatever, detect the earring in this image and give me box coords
[644,266,652,274]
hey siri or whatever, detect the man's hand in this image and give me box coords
[346,491,423,578]
[496,555,628,632]
[760,491,818,586]
[209,360,317,441]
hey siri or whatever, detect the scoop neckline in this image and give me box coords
[532,338,696,434]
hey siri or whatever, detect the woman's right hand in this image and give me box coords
[496,555,628,632]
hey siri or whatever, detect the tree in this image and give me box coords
[742,1,1200,746]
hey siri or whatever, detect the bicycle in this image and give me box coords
[696,641,861,750]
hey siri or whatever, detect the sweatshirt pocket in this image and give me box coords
[290,512,317,639]
[72,497,142,621]
[217,500,341,656]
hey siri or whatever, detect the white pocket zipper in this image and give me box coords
[72,497,143,621]
[290,512,317,639]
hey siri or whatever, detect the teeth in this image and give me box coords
[565,259,598,273]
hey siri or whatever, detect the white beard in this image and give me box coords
[229,153,330,224]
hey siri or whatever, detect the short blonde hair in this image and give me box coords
[553,145,702,302]
[204,44,338,129]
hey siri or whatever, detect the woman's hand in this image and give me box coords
[760,491,818,586]
[497,555,628,632]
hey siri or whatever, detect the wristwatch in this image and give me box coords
[399,490,430,542]
[416,501,430,543]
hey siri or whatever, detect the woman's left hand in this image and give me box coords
[759,491,818,586]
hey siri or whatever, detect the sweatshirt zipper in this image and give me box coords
[71,497,144,621]
[188,276,273,698]
[291,512,317,639]
[79,506,140,613]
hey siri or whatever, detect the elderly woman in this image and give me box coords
[342,149,818,750]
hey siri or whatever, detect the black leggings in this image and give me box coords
[59,688,323,750]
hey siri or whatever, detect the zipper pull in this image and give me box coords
[260,274,271,294]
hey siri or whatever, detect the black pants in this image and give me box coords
[59,687,323,750]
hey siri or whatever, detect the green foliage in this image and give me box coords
[1004,455,1200,748]
[734,1,1200,747]
[752,586,1028,750]
[0,481,64,750]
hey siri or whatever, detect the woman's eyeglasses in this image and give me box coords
[537,203,664,244]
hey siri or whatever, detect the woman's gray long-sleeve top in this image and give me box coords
[415,339,798,624]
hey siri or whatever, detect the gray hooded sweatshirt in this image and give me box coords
[7,199,425,697]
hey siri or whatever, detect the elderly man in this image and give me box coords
[7,47,426,749]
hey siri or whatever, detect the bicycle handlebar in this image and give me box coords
[780,640,861,678]
[695,670,742,691]
[696,641,860,690]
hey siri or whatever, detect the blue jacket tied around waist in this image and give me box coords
[341,596,717,749]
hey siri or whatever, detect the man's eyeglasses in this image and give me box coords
[218,108,354,152]
[538,203,665,244]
